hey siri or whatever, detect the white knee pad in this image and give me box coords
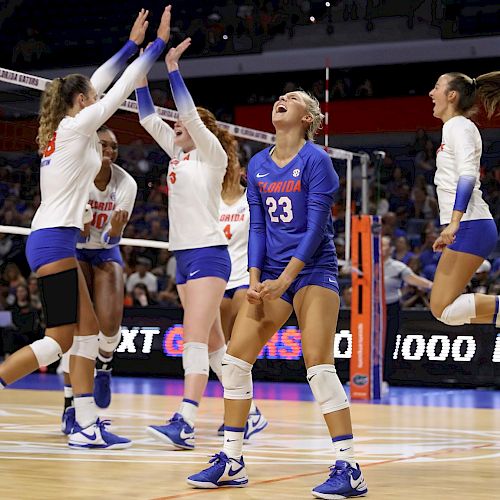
[30,337,63,367]
[439,293,476,326]
[61,350,71,374]
[307,364,350,414]
[183,342,209,376]
[209,344,227,382]
[222,354,253,400]
[98,329,122,353]
[70,335,99,360]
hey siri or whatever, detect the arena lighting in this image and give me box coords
[116,325,499,363]
[326,1,331,6]
[310,16,316,23]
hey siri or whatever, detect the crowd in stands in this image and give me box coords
[1,127,500,325]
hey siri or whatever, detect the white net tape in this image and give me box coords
[0,66,365,259]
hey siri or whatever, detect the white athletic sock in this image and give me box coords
[332,434,356,466]
[249,400,257,414]
[74,394,98,429]
[64,385,73,399]
[178,398,198,427]
[0,377,6,389]
[223,426,245,459]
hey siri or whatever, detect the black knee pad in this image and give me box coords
[38,268,78,328]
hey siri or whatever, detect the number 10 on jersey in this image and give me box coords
[266,196,293,223]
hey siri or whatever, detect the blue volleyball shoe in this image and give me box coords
[218,407,268,440]
[61,406,75,435]
[94,369,112,409]
[68,419,132,450]
[187,452,248,488]
[147,412,195,450]
[244,407,268,441]
[312,461,367,499]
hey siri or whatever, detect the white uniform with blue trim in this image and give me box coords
[77,164,137,249]
[435,115,492,225]
[219,191,250,290]
[136,76,228,251]
[31,39,164,231]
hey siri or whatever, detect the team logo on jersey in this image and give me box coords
[110,191,116,201]
[437,143,445,154]
[292,168,300,178]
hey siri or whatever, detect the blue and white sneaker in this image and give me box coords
[244,407,268,441]
[94,370,112,409]
[61,406,75,435]
[312,460,367,499]
[187,452,248,488]
[68,418,132,450]
[147,412,195,450]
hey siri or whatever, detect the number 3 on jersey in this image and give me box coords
[266,196,293,223]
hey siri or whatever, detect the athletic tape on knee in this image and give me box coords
[209,344,227,382]
[30,337,63,367]
[182,342,209,376]
[439,293,476,326]
[38,268,78,328]
[70,335,99,361]
[98,329,122,353]
[222,353,253,400]
[61,350,71,373]
[307,364,350,414]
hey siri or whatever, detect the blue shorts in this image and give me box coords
[175,245,231,285]
[448,219,498,259]
[261,268,339,305]
[224,284,249,299]
[26,227,79,272]
[76,246,124,267]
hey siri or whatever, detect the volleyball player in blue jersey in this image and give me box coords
[187,90,367,498]
[0,6,171,449]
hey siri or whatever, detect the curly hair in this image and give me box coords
[37,74,91,154]
[196,107,240,192]
[445,71,500,119]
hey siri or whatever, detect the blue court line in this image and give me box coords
[7,373,500,410]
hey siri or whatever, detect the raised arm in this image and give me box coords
[91,9,149,95]
[166,38,227,168]
[74,6,171,136]
[136,78,180,158]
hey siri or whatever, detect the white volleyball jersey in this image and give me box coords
[31,38,164,231]
[220,191,250,289]
[435,115,492,225]
[77,164,137,249]
[140,108,228,251]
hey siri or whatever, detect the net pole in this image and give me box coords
[324,60,330,149]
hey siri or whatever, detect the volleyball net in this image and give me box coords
[0,66,383,398]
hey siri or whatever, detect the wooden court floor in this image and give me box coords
[1,389,499,500]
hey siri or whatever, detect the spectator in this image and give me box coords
[409,128,429,155]
[414,139,436,184]
[3,284,41,358]
[3,263,26,306]
[412,186,439,220]
[131,283,158,307]
[126,257,158,297]
[393,236,415,265]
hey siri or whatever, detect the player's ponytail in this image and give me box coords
[296,90,324,141]
[445,71,500,118]
[476,71,500,119]
[37,74,91,154]
[196,107,240,192]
